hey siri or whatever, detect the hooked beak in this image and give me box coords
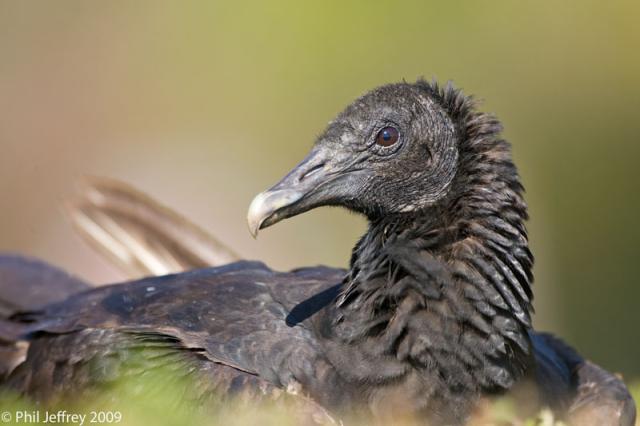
[247,189,305,238]
[247,146,356,237]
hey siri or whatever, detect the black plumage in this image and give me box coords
[0,80,635,425]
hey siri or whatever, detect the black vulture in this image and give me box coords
[0,80,635,425]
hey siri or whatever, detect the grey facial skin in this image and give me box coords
[247,83,459,237]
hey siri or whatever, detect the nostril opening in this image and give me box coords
[299,163,325,182]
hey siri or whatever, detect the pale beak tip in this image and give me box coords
[247,191,269,239]
[246,189,304,239]
[248,223,259,239]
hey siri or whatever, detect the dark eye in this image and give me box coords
[375,126,399,147]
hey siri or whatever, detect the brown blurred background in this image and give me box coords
[1,1,638,379]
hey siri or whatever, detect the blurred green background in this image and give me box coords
[0,0,638,383]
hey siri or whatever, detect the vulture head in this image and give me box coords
[248,81,465,235]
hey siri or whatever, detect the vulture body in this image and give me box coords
[0,80,635,425]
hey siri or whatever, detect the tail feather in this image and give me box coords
[66,177,239,279]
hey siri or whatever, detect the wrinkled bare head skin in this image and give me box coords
[248,82,461,234]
